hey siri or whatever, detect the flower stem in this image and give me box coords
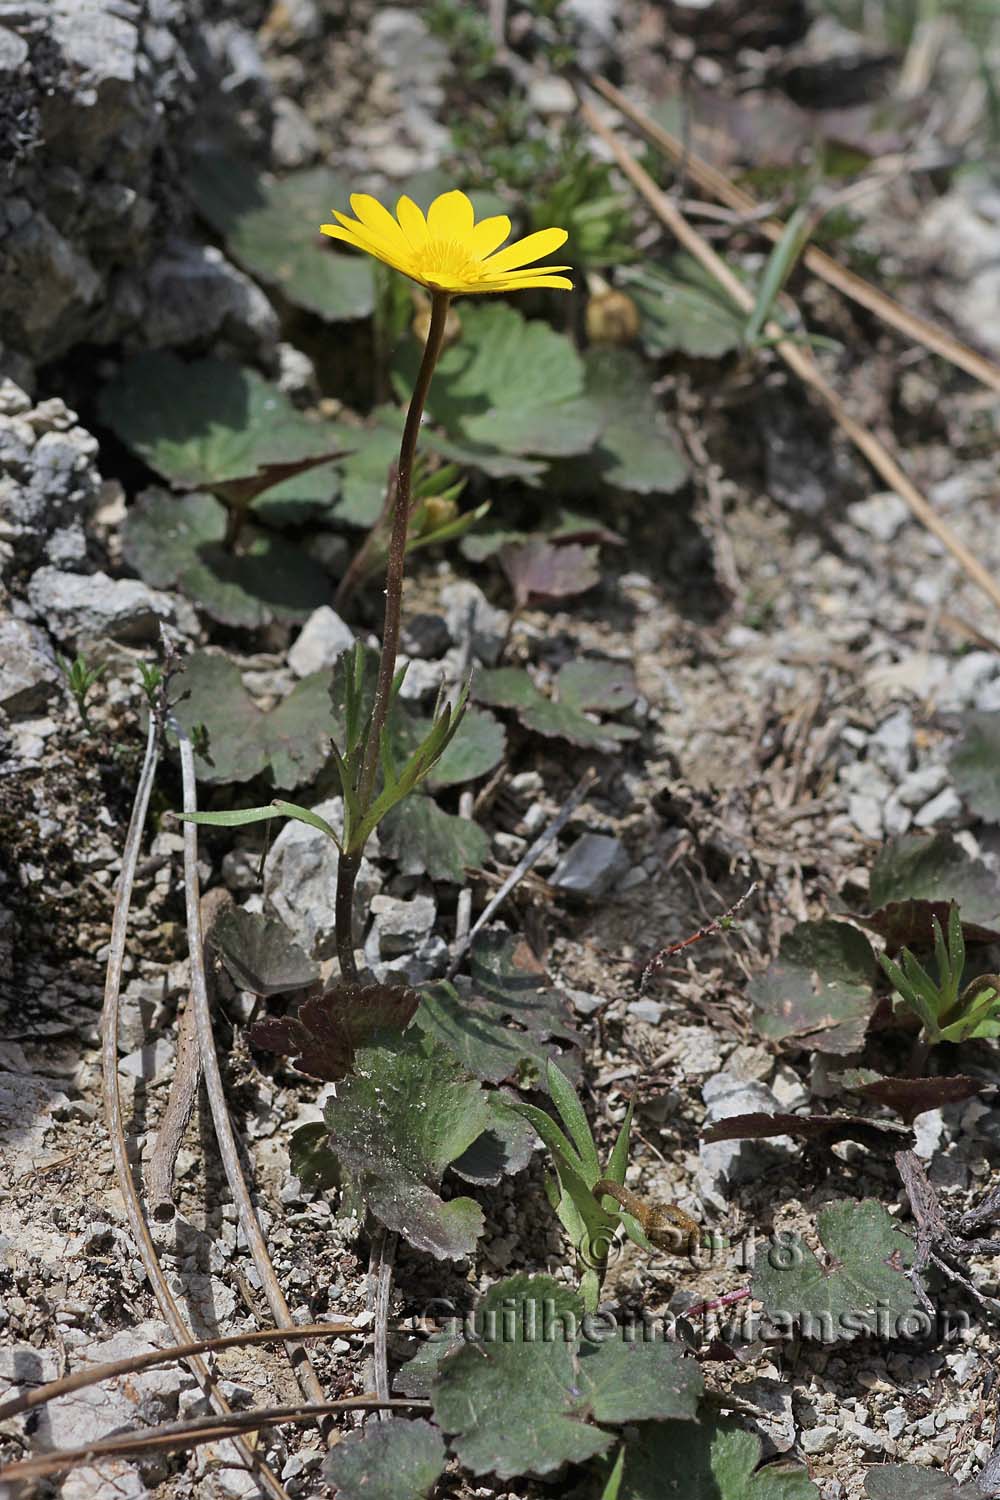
[331,289,451,980]
[358,288,451,811]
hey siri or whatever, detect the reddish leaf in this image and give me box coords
[702,1111,909,1151]
[251,980,420,1080]
[499,540,600,610]
[853,1075,987,1126]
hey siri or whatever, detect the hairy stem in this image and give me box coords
[359,289,450,811]
[335,850,360,981]
[331,290,450,978]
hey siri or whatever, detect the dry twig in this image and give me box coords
[447,766,598,977]
[0,1397,429,1485]
[585,71,1000,395]
[173,720,331,1427]
[577,90,1000,619]
[0,1324,354,1424]
[100,715,288,1500]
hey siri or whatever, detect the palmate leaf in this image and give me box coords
[396,302,601,476]
[865,1466,983,1499]
[952,710,1000,822]
[751,1199,921,1342]
[607,1420,819,1500]
[418,932,580,1084]
[583,347,690,496]
[322,1418,445,1500]
[474,658,639,754]
[322,1031,490,1259]
[168,651,335,788]
[208,907,318,996]
[430,1275,702,1481]
[100,353,338,490]
[379,793,489,883]
[857,832,1000,948]
[187,153,375,321]
[500,540,600,609]
[123,491,333,627]
[251,980,421,1081]
[622,255,748,358]
[748,919,878,1054]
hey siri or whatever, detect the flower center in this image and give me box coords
[414,238,485,286]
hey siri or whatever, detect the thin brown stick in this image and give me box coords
[100,717,287,1500]
[578,92,1000,619]
[0,1397,429,1484]
[447,766,598,978]
[174,722,330,1426]
[585,72,1000,395]
[147,990,201,1221]
[368,1227,397,1421]
[0,1324,355,1423]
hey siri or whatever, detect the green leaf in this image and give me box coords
[751,1199,921,1341]
[610,1419,820,1500]
[952,710,1000,822]
[288,1121,340,1191]
[546,1058,600,1181]
[322,1031,490,1259]
[379,795,489,883]
[860,832,1000,946]
[399,303,601,474]
[169,652,335,789]
[574,1336,702,1425]
[605,1097,635,1189]
[583,347,689,495]
[208,907,318,996]
[399,707,505,790]
[474,659,639,754]
[334,406,405,527]
[187,154,374,320]
[100,354,337,491]
[417,932,580,1084]
[749,920,878,1054]
[122,491,333,627]
[865,1465,982,1498]
[622,256,747,358]
[450,1089,537,1185]
[431,1275,614,1478]
[322,1418,445,1500]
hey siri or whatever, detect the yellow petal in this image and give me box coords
[466,214,512,259]
[485,264,572,278]
[395,195,428,250]
[427,190,475,239]
[349,194,411,255]
[489,273,574,292]
[482,226,569,273]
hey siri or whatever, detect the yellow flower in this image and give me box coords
[320,188,572,295]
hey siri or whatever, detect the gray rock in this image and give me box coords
[366,892,437,957]
[263,798,381,960]
[897,763,948,809]
[800,1425,839,1455]
[142,240,279,353]
[627,998,663,1024]
[0,0,275,375]
[373,933,449,986]
[0,614,61,714]
[913,787,962,828]
[698,1075,795,1210]
[271,96,320,169]
[221,848,260,894]
[551,833,629,896]
[869,708,913,781]
[441,580,508,666]
[0,389,101,572]
[846,491,910,543]
[847,792,884,840]
[401,612,450,659]
[27,566,176,645]
[396,655,448,702]
[287,605,355,677]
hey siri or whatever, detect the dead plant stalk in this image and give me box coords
[577,91,1000,619]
